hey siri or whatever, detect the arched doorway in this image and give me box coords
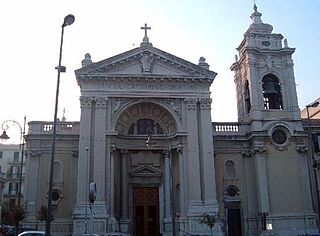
[114,102,178,236]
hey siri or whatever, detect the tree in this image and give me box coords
[1,203,27,226]
[198,213,216,236]
[37,205,54,222]
[12,205,27,223]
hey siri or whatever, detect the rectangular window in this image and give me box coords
[9,183,12,193]
[313,133,320,153]
[0,151,3,159]
[13,152,20,162]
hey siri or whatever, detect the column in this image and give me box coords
[252,145,270,213]
[177,148,185,216]
[110,148,115,215]
[106,145,117,232]
[164,151,172,219]
[120,150,129,232]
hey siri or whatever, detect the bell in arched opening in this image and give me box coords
[262,75,283,110]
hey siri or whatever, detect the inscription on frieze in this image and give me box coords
[96,81,199,91]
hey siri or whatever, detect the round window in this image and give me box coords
[52,189,61,201]
[226,185,238,197]
[272,129,287,145]
[261,40,271,47]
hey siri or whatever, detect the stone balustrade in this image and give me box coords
[28,121,80,135]
[213,122,248,135]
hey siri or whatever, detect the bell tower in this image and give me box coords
[231,4,301,128]
[228,5,318,235]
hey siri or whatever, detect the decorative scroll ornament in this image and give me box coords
[199,98,212,110]
[241,150,252,158]
[80,96,92,108]
[184,98,197,110]
[112,98,131,118]
[28,150,42,158]
[94,97,108,108]
[251,145,267,154]
[140,52,154,73]
[161,99,181,119]
[265,55,274,71]
[296,145,308,153]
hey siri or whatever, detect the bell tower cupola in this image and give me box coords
[231,4,301,127]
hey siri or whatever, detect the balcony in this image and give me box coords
[3,191,18,198]
[6,172,24,180]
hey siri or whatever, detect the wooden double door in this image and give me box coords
[133,187,160,236]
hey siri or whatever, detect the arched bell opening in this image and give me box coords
[262,74,283,110]
[243,80,251,114]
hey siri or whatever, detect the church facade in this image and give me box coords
[24,6,318,236]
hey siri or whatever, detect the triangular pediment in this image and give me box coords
[130,164,162,177]
[75,45,217,81]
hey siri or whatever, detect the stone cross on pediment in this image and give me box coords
[141,23,151,37]
[141,23,152,46]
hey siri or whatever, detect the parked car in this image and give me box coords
[0,225,15,236]
[18,231,45,236]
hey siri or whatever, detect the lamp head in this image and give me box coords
[0,131,9,140]
[62,14,75,27]
[307,101,320,108]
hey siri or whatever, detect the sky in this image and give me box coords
[1,0,319,143]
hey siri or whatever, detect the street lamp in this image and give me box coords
[46,14,75,236]
[85,147,89,234]
[145,122,176,236]
[0,116,27,234]
[306,101,320,232]
[0,117,26,206]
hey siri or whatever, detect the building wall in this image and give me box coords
[24,121,79,233]
[0,144,25,207]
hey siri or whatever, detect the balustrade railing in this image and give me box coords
[213,122,248,135]
[28,121,80,135]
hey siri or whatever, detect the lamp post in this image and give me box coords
[46,14,75,236]
[85,147,89,234]
[306,101,320,232]
[0,116,26,235]
[146,122,176,236]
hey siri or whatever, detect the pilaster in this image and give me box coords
[120,149,129,233]
[25,151,41,220]
[93,97,107,202]
[198,98,218,212]
[184,98,202,213]
[77,96,93,203]
[73,96,94,235]
[252,144,270,214]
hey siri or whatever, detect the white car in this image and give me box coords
[18,231,45,236]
